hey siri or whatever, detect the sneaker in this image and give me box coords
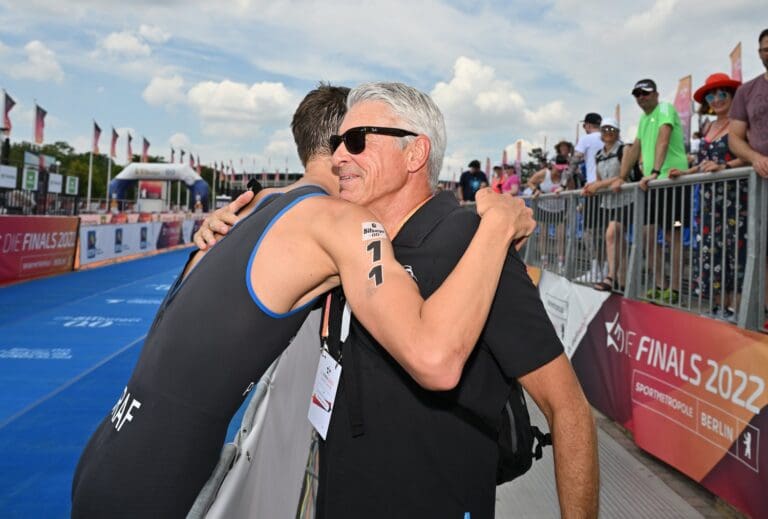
[659,288,679,305]
[645,287,662,301]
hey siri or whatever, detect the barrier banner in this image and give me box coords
[538,270,610,358]
[571,297,768,517]
[0,216,78,284]
[156,220,183,249]
[79,222,157,266]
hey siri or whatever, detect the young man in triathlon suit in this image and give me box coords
[71,84,535,517]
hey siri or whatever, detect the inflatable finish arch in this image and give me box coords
[108,163,210,211]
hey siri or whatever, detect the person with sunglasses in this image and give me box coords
[584,118,632,292]
[71,84,535,518]
[669,73,746,321]
[197,83,598,519]
[612,78,689,304]
[315,82,597,519]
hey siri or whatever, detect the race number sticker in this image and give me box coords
[362,221,387,241]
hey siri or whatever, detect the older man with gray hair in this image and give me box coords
[317,82,598,518]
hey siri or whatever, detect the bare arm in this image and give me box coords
[612,140,641,192]
[527,169,546,191]
[327,191,535,390]
[730,120,768,177]
[520,354,599,518]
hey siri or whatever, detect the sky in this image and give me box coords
[0,0,765,181]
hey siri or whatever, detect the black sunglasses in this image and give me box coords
[330,126,418,155]
[633,90,655,98]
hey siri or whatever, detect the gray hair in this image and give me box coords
[347,82,446,190]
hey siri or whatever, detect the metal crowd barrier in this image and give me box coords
[521,167,766,332]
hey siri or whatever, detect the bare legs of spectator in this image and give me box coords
[605,221,627,289]
[643,224,681,303]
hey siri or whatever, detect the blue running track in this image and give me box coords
[0,249,246,518]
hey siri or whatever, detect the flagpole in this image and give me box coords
[106,154,112,208]
[87,122,94,211]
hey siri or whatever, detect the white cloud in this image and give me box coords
[431,56,565,131]
[169,132,191,149]
[263,128,295,161]
[143,75,186,106]
[101,31,151,57]
[625,0,680,33]
[10,40,64,83]
[138,24,171,44]
[186,79,298,138]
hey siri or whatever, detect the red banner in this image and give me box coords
[110,127,118,158]
[92,122,101,155]
[141,137,150,163]
[0,216,78,285]
[572,297,768,517]
[673,75,692,150]
[126,133,133,163]
[156,221,182,249]
[730,42,742,82]
[3,92,15,135]
[34,105,46,145]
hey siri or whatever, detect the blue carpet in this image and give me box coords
[0,249,248,517]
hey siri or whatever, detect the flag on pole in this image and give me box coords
[142,137,150,162]
[502,149,508,167]
[673,75,692,150]
[2,92,15,135]
[515,141,522,177]
[615,104,621,126]
[730,42,742,82]
[127,133,133,162]
[196,155,201,175]
[485,157,490,178]
[190,153,195,168]
[34,105,46,144]
[180,149,185,164]
[92,122,101,154]
[170,147,175,163]
[110,127,118,158]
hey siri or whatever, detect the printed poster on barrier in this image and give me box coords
[0,215,78,284]
[65,176,79,196]
[79,222,159,266]
[48,173,63,194]
[22,166,38,191]
[571,298,768,517]
[537,271,610,358]
[0,165,17,189]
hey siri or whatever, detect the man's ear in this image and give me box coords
[405,135,431,174]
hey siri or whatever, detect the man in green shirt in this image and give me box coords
[611,79,689,304]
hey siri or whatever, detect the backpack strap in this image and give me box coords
[530,426,552,460]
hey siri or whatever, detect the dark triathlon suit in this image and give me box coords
[317,191,563,519]
[72,185,328,518]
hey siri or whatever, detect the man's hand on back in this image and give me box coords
[475,187,535,250]
[194,191,254,250]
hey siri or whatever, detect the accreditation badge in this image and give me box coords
[308,349,341,440]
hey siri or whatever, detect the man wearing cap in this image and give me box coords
[729,28,768,178]
[612,79,688,303]
[459,159,489,202]
[568,113,604,281]
[567,112,603,187]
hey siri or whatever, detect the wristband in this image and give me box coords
[650,169,660,176]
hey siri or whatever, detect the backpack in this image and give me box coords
[496,379,552,484]
[596,143,643,183]
[321,291,552,486]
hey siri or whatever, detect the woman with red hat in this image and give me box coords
[670,72,747,321]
